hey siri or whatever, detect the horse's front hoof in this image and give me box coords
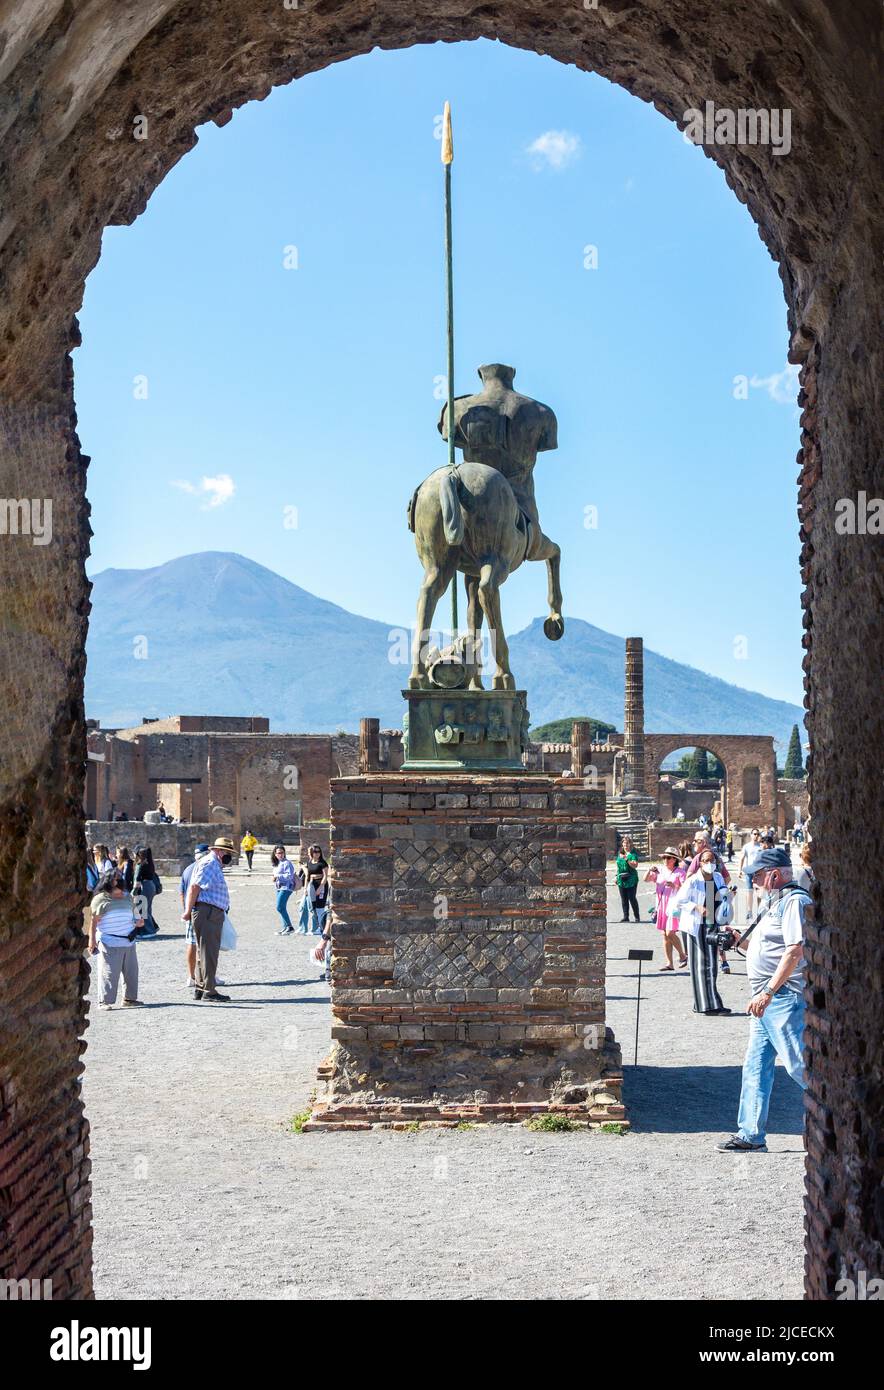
[544,615,565,641]
[492,674,515,691]
[407,674,428,690]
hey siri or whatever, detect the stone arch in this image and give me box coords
[0,2,880,1301]
[644,733,777,829]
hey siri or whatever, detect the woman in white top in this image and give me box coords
[674,849,732,1016]
[88,869,145,1010]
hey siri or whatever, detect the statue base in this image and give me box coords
[401,688,528,772]
[305,774,628,1132]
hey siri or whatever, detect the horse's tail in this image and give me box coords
[439,468,464,546]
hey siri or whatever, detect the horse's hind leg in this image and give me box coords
[409,558,457,689]
[532,531,565,641]
[478,560,514,690]
[464,574,484,690]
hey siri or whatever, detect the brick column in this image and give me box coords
[308,774,626,1130]
[623,637,645,795]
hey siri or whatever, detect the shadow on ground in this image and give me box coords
[624,1064,805,1137]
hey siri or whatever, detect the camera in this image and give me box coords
[705,926,737,951]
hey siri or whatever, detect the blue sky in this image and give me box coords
[77,39,804,705]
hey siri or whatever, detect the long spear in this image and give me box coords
[442,100,458,635]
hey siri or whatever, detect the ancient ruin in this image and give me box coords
[0,0,880,1302]
[85,715,357,838]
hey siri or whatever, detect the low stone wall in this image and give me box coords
[308,775,625,1130]
[85,821,230,875]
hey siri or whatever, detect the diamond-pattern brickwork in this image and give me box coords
[393,838,542,890]
[394,931,545,990]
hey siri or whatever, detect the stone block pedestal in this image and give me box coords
[401,688,528,772]
[307,774,626,1131]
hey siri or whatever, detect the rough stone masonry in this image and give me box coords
[308,775,625,1130]
[0,0,881,1299]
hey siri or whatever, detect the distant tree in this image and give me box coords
[688,747,710,780]
[784,724,805,779]
[529,716,617,743]
[673,748,723,780]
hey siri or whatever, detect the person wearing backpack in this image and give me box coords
[717,847,813,1153]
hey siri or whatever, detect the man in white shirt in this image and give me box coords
[718,848,813,1153]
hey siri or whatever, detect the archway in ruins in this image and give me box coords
[646,733,777,829]
[0,3,881,1301]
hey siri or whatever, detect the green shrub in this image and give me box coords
[526,1114,576,1133]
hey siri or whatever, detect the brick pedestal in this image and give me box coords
[307,775,626,1130]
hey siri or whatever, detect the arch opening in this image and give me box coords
[0,0,881,1304]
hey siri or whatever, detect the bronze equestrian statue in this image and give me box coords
[406,363,564,691]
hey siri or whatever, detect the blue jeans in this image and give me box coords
[276,888,293,930]
[737,989,806,1145]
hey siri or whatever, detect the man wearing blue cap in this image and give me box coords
[718,847,813,1152]
[180,843,210,990]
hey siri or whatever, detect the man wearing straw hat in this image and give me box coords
[183,836,236,1002]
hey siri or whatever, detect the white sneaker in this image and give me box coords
[98,1002,113,1011]
[185,978,197,988]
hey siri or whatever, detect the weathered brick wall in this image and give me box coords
[0,0,879,1301]
[309,775,625,1129]
[207,735,334,837]
[798,343,883,1298]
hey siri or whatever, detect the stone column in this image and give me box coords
[571,720,592,780]
[358,718,380,774]
[622,637,645,795]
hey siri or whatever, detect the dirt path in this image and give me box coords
[84,868,805,1300]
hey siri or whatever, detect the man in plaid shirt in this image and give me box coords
[183,836,235,1001]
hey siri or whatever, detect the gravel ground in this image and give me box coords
[85,866,806,1300]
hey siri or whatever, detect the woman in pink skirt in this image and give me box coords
[645,848,689,971]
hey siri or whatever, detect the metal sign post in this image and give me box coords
[628,947,653,1065]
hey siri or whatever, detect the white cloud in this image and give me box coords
[171,473,236,509]
[526,130,581,172]
[749,363,800,405]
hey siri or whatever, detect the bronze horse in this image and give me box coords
[407,460,564,691]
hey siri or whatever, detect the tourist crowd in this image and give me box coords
[617,820,815,1154]
[85,830,331,1007]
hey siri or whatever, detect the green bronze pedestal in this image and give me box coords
[401,688,530,772]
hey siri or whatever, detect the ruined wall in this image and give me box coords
[778,778,810,824]
[85,728,341,832]
[0,0,880,1298]
[85,820,229,875]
